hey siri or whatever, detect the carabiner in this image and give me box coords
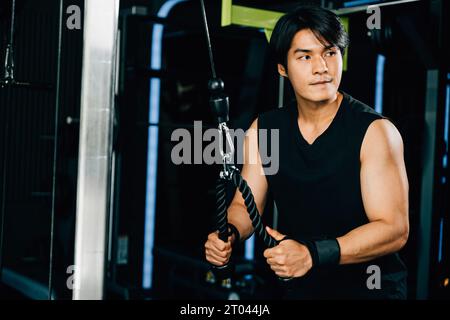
[218,122,235,179]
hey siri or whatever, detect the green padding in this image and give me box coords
[229,5,283,30]
[221,0,232,27]
[341,17,349,71]
[221,0,282,41]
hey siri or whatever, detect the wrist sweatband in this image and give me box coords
[227,223,240,244]
[280,237,341,267]
[313,239,341,266]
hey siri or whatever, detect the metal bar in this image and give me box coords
[0,81,53,90]
[48,0,64,300]
[110,155,122,282]
[145,122,216,129]
[106,152,116,277]
[272,75,285,231]
[1,268,53,300]
[0,121,9,276]
[278,76,284,109]
[336,0,422,15]
[416,69,439,299]
[73,0,120,300]
[143,0,187,289]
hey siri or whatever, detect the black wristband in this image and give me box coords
[227,223,240,244]
[289,237,340,268]
[314,239,341,266]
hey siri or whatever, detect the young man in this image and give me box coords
[204,6,409,299]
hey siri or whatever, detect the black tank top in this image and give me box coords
[258,91,407,299]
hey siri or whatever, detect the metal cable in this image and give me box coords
[48,0,64,300]
[9,0,15,46]
[199,0,217,79]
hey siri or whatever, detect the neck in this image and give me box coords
[295,91,342,125]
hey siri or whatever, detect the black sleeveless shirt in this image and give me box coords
[258,91,407,299]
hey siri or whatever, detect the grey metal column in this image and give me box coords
[73,0,120,300]
[416,70,439,299]
[272,75,285,230]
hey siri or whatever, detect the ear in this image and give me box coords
[277,64,288,78]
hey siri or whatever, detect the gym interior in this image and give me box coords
[0,0,449,300]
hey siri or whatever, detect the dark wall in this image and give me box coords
[0,0,83,299]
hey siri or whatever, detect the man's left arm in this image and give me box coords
[337,119,409,264]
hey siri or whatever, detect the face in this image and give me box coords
[278,28,343,103]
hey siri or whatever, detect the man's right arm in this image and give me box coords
[227,118,269,243]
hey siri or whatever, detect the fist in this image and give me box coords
[204,231,233,266]
[263,226,313,278]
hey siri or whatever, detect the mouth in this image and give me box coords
[310,80,332,85]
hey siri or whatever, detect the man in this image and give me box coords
[204,5,409,299]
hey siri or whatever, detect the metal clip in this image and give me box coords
[218,122,235,179]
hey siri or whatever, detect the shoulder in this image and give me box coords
[340,92,404,162]
[361,118,404,163]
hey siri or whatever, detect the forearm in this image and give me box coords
[337,220,408,264]
[227,202,255,243]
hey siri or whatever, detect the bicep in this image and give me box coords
[360,119,409,227]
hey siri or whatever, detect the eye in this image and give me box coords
[298,55,311,61]
[325,50,337,57]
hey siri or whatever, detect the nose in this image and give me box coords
[312,55,328,75]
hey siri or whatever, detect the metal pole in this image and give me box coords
[73,0,120,300]
[416,70,439,299]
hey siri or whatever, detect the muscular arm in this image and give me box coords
[227,118,269,242]
[337,119,409,264]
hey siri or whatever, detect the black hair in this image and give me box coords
[269,5,349,70]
